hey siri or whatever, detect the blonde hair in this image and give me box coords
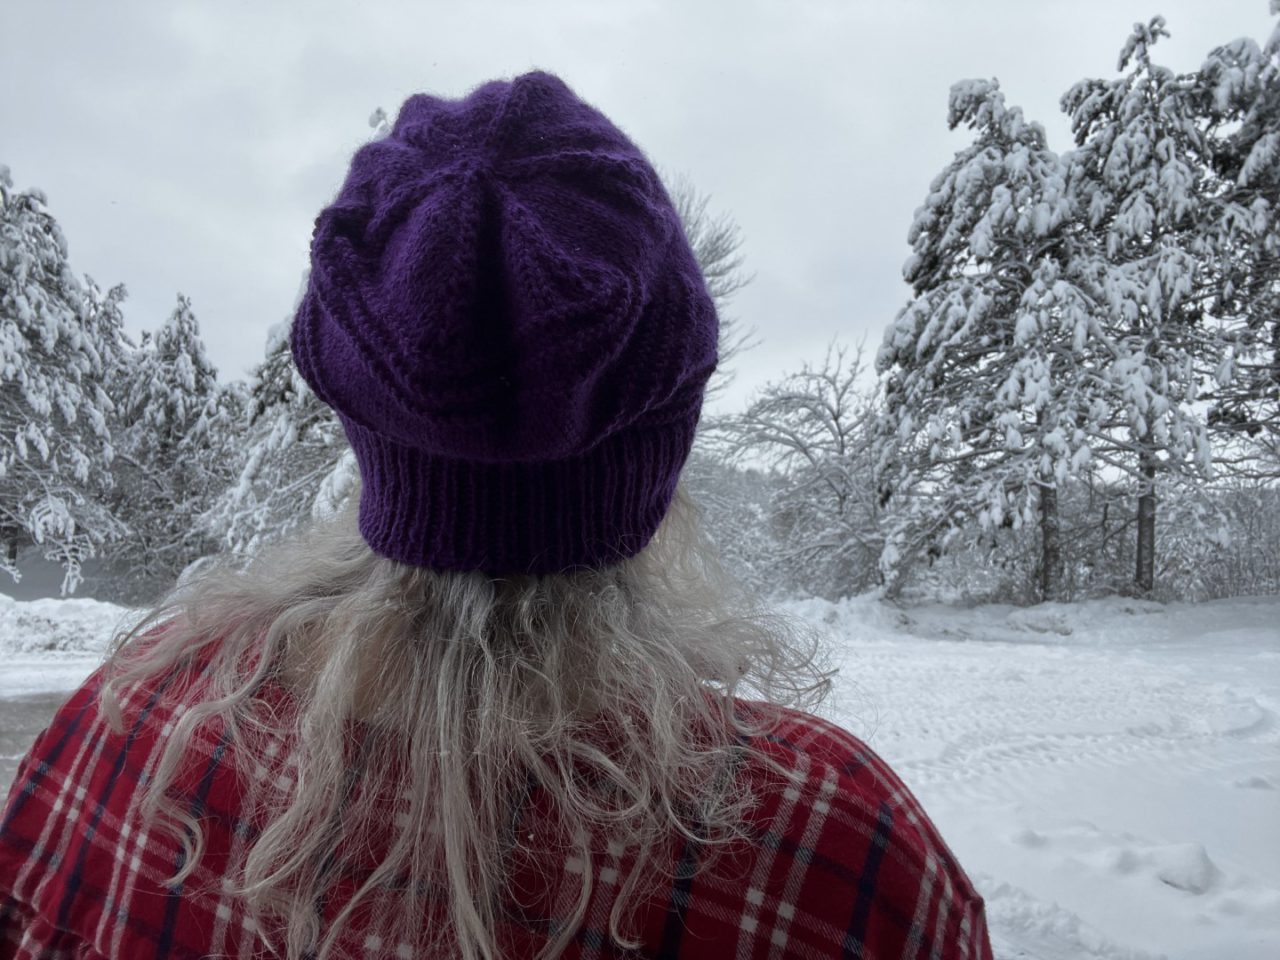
[103,481,830,960]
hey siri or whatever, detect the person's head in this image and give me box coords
[106,72,828,960]
[293,69,719,576]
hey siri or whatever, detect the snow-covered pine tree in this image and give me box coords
[82,273,130,503]
[0,166,124,594]
[1195,3,1280,469]
[1062,17,1219,595]
[124,295,220,456]
[108,294,228,596]
[202,107,393,555]
[875,80,1095,601]
[202,302,349,556]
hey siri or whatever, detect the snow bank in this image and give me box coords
[0,592,136,656]
[781,591,1279,650]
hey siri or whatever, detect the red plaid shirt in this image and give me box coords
[1,657,991,959]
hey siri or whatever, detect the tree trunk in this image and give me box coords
[1134,451,1157,595]
[1039,479,1064,602]
[0,522,21,567]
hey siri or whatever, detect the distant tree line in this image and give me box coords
[1,11,1276,605]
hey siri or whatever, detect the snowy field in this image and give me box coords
[1,592,1277,959]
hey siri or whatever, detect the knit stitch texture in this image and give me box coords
[291,71,718,572]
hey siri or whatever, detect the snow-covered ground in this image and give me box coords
[0,593,137,697]
[786,594,1280,960]
[1,591,1276,959]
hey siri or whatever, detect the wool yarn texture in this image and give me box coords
[292,71,719,573]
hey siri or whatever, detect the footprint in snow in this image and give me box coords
[1152,843,1221,895]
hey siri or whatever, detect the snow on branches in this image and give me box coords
[105,294,241,598]
[712,344,883,600]
[202,307,349,557]
[876,78,1101,600]
[1195,13,1280,453]
[875,10,1276,599]
[0,167,124,594]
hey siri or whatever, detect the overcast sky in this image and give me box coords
[4,0,1275,414]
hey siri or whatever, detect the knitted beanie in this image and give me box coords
[291,71,719,574]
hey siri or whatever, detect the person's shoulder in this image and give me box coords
[0,623,225,862]
[0,631,249,956]
[746,701,982,893]
[0,643,185,841]
[5,663,114,793]
[724,700,991,959]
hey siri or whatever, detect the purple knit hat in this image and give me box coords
[291,71,718,574]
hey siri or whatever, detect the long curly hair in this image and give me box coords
[102,481,831,960]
